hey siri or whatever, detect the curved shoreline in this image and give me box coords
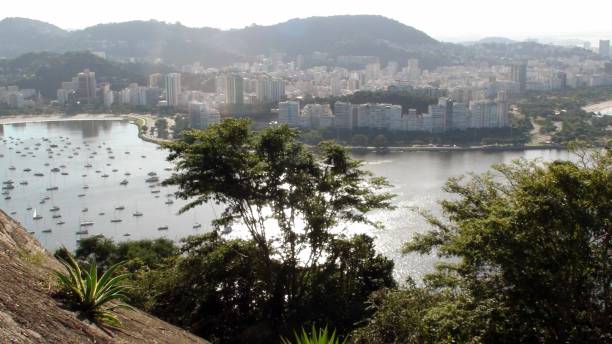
[1,113,569,152]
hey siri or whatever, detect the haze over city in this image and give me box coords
[2,0,612,41]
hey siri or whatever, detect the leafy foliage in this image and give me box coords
[281,325,347,344]
[157,119,396,342]
[355,148,612,343]
[54,252,131,327]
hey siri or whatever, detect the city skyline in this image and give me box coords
[2,0,612,42]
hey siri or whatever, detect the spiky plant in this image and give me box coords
[55,253,131,327]
[280,325,347,344]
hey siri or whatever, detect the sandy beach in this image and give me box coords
[582,99,612,113]
[0,113,127,125]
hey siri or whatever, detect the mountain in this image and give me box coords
[0,209,210,343]
[0,18,69,57]
[0,16,439,66]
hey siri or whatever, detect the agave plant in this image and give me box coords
[55,253,131,327]
[280,325,347,344]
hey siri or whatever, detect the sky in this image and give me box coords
[3,0,612,42]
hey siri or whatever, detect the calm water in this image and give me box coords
[0,120,570,281]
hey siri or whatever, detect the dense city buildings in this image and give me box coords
[76,69,97,103]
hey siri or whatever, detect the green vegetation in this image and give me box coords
[54,252,131,327]
[281,326,346,344]
[353,147,612,343]
[518,86,612,144]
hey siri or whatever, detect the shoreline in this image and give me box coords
[0,113,126,125]
[582,99,612,113]
[1,113,568,152]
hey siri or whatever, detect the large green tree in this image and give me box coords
[160,119,396,342]
[354,148,611,343]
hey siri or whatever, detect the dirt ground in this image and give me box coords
[0,210,209,344]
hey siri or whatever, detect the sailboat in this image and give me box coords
[33,208,43,220]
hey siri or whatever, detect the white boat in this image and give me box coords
[57,221,65,225]
[80,221,94,227]
[33,208,43,220]
[50,206,60,212]
[120,179,129,185]
[46,186,58,191]
[165,199,174,205]
[145,176,159,183]
[133,211,143,217]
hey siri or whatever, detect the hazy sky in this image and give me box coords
[3,0,612,41]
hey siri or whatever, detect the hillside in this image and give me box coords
[0,15,440,66]
[0,51,167,97]
[0,209,210,344]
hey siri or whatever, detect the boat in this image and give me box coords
[145,176,160,183]
[101,174,109,178]
[151,190,161,194]
[50,206,60,212]
[61,172,69,176]
[4,196,11,200]
[80,221,94,227]
[115,206,125,210]
[33,209,43,220]
[26,207,32,211]
[98,212,105,216]
[82,208,88,212]
[8,166,16,170]
[51,168,60,172]
[78,194,86,197]
[157,225,169,231]
[120,179,129,185]
[52,214,62,219]
[193,223,202,229]
[76,229,89,235]
[147,172,157,176]
[46,186,58,191]
[23,168,31,172]
[42,229,52,233]
[133,211,143,217]
[34,173,44,177]
[123,233,131,237]
[56,221,65,225]
[110,219,122,223]
[165,199,174,205]
[19,181,28,185]
[124,172,131,176]
[84,163,92,168]
[83,185,89,189]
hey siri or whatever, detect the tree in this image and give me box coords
[371,134,389,149]
[350,134,369,147]
[161,119,396,342]
[155,118,169,139]
[355,148,612,343]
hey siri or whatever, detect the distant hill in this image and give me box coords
[461,37,518,45]
[0,209,210,343]
[0,51,171,97]
[0,15,440,67]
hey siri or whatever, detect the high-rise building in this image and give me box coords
[225,75,244,105]
[278,101,300,127]
[165,73,182,107]
[599,40,610,58]
[511,63,527,93]
[189,101,208,129]
[333,101,353,130]
[76,69,97,103]
[255,76,285,103]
